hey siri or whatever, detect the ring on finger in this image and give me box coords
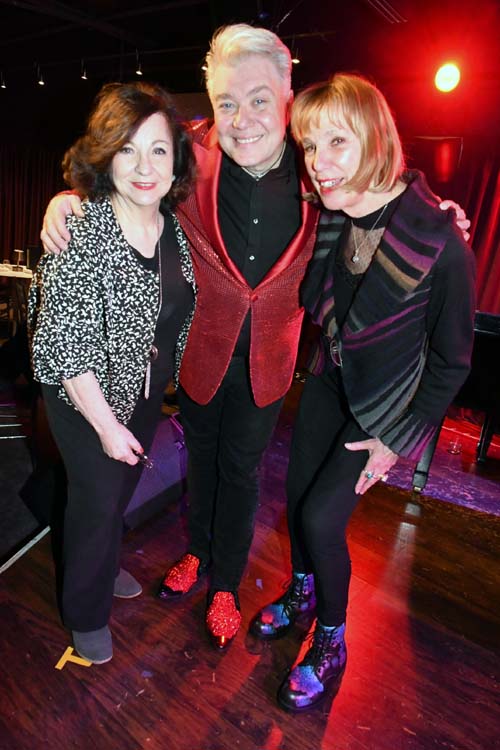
[364,471,374,479]
[379,474,389,482]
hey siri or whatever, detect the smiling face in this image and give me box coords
[110,112,174,209]
[300,108,373,216]
[210,54,291,173]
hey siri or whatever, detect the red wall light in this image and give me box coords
[435,62,461,92]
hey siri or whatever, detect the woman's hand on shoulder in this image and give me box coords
[345,437,399,495]
[438,199,471,241]
[40,193,85,255]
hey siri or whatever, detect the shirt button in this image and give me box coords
[253,218,259,224]
[249,255,255,261]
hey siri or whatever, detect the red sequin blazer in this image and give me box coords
[176,121,319,407]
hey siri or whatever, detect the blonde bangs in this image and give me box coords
[291,74,405,194]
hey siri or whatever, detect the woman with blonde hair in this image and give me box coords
[251,73,476,711]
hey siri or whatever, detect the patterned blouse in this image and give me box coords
[28,196,196,425]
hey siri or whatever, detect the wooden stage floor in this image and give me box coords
[1,397,500,750]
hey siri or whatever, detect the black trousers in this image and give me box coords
[178,357,283,591]
[286,369,370,626]
[42,383,165,632]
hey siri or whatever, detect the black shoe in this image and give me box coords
[250,572,316,639]
[277,621,347,712]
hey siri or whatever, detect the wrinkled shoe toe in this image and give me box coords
[72,626,113,664]
[113,568,142,599]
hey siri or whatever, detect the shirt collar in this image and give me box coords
[222,140,295,182]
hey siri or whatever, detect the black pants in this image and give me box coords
[42,383,164,632]
[178,357,283,591]
[286,369,370,626]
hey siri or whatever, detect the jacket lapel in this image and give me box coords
[194,128,247,284]
[194,128,319,287]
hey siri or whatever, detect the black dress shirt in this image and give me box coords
[217,142,302,355]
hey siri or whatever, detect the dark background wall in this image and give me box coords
[1,0,499,308]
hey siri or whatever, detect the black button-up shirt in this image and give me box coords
[217,141,302,355]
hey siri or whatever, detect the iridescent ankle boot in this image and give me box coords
[250,572,316,639]
[278,620,347,712]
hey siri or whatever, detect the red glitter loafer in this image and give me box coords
[206,591,241,650]
[157,553,207,599]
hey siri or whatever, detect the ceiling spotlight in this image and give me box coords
[135,50,143,76]
[0,72,6,89]
[37,64,45,86]
[81,59,87,80]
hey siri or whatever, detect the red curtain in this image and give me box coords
[0,145,65,262]
[461,157,500,314]
[409,137,500,314]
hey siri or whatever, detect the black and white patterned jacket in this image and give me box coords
[28,196,196,425]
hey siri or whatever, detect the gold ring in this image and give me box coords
[379,474,389,482]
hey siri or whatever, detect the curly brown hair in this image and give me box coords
[62,82,196,209]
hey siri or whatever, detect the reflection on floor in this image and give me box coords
[387,416,500,517]
[0,379,499,749]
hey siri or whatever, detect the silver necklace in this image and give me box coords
[351,203,388,263]
[241,140,286,181]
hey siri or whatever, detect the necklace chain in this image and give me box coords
[351,203,388,264]
[144,214,162,400]
[241,140,286,181]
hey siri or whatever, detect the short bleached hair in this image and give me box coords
[291,73,405,193]
[204,24,292,101]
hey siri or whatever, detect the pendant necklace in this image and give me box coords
[241,140,286,181]
[351,203,388,263]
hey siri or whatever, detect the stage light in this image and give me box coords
[81,59,87,80]
[435,63,460,92]
[0,72,6,89]
[37,64,45,86]
[135,50,143,76]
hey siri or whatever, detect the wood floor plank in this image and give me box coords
[1,403,500,750]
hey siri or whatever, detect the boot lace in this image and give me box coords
[302,626,341,671]
[281,575,310,619]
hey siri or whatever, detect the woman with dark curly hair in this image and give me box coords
[28,82,197,664]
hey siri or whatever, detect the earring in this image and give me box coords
[171,175,176,181]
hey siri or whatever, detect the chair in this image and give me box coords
[412,312,500,491]
[412,311,500,492]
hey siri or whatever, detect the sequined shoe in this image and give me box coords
[206,591,242,650]
[157,553,207,599]
[250,572,316,639]
[277,621,347,712]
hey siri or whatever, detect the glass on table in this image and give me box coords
[447,436,462,455]
[12,249,24,271]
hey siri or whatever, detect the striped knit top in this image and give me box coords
[302,171,476,460]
